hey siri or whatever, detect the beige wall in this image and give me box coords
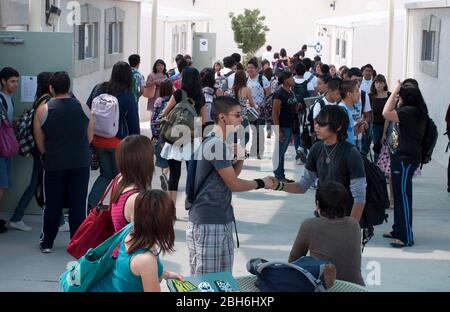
[407,6,450,167]
[159,0,407,62]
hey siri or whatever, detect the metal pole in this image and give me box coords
[403,9,410,79]
[151,0,158,65]
[386,0,394,86]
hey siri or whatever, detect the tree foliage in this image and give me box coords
[229,9,270,57]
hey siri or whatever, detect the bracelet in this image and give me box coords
[276,182,285,191]
[254,179,265,190]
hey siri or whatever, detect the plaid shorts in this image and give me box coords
[186,222,235,275]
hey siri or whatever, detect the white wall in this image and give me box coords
[407,7,450,167]
[56,0,140,106]
[160,0,407,62]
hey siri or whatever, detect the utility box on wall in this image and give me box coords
[192,32,216,70]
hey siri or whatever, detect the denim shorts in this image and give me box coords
[0,157,12,188]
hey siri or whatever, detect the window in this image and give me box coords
[108,22,123,54]
[420,15,441,77]
[336,38,340,56]
[421,30,435,61]
[342,40,347,59]
[78,23,95,60]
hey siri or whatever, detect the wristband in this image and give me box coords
[276,182,285,191]
[254,179,265,190]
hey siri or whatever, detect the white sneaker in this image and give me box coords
[59,221,70,232]
[9,221,32,232]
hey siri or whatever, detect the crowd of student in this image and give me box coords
[0,43,448,292]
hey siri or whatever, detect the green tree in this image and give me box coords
[229,9,270,59]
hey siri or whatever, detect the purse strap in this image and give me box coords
[96,174,121,207]
[94,222,134,257]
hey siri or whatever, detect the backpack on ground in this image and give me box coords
[247,256,335,292]
[420,117,438,168]
[293,75,314,111]
[14,94,50,157]
[360,157,389,248]
[159,90,198,146]
[91,93,120,138]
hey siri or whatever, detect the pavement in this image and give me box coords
[0,126,449,292]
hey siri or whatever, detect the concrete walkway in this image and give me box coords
[0,133,449,292]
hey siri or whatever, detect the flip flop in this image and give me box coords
[383,231,395,239]
[390,239,411,248]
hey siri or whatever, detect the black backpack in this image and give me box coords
[360,157,389,247]
[420,117,438,168]
[292,75,313,110]
[307,98,326,135]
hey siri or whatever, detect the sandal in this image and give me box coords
[383,231,395,239]
[390,239,410,248]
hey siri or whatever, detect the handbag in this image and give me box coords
[60,223,133,292]
[66,175,120,259]
[0,107,19,158]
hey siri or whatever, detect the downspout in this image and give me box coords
[386,0,394,86]
[403,8,410,79]
[151,0,158,65]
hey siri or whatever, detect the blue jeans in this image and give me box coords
[88,147,118,209]
[391,159,417,246]
[273,128,292,179]
[372,123,384,163]
[10,153,64,225]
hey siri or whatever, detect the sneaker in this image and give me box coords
[160,173,169,191]
[59,221,70,232]
[40,246,52,254]
[9,221,32,232]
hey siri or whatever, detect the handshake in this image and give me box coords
[259,177,284,191]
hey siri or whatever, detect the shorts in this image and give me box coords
[0,157,12,188]
[186,222,235,275]
[155,139,169,169]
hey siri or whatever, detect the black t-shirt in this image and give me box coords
[372,93,391,124]
[173,89,205,115]
[393,105,426,164]
[273,87,297,128]
[306,141,366,215]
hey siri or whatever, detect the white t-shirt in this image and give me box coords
[262,51,274,67]
[360,79,373,95]
[312,97,337,119]
[247,75,270,106]
[304,72,318,92]
[0,91,14,122]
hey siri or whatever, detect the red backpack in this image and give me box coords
[67,175,120,259]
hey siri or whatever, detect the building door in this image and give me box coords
[192,32,216,71]
[0,31,73,215]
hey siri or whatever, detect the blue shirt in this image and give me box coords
[339,103,355,145]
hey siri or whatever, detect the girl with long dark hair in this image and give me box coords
[146,59,169,112]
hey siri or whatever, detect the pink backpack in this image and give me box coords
[0,115,19,158]
[91,93,120,138]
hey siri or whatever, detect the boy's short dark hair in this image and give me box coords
[318,74,330,84]
[314,55,322,62]
[0,67,20,86]
[231,53,241,63]
[175,54,184,63]
[128,54,140,68]
[315,105,349,142]
[223,56,236,69]
[327,77,341,91]
[295,62,306,76]
[347,67,363,79]
[177,58,189,73]
[247,58,258,69]
[361,64,374,72]
[340,80,359,100]
[49,71,71,95]
[211,96,240,123]
[266,45,272,51]
[302,58,312,71]
[316,181,348,219]
[261,59,270,67]
[321,64,330,75]
[402,78,419,88]
[302,44,308,51]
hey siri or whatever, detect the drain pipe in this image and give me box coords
[386,0,394,87]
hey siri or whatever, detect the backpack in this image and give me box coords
[91,93,120,138]
[247,256,334,292]
[217,70,235,92]
[292,75,314,110]
[420,117,438,168]
[202,87,216,123]
[159,90,198,146]
[151,97,170,139]
[307,98,326,135]
[14,94,50,157]
[360,157,389,248]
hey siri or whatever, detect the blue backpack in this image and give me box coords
[247,256,335,292]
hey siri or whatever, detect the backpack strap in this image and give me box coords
[94,222,134,257]
[306,74,314,84]
[256,261,327,292]
[258,73,264,89]
[0,93,8,113]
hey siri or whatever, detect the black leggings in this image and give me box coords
[168,160,189,191]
